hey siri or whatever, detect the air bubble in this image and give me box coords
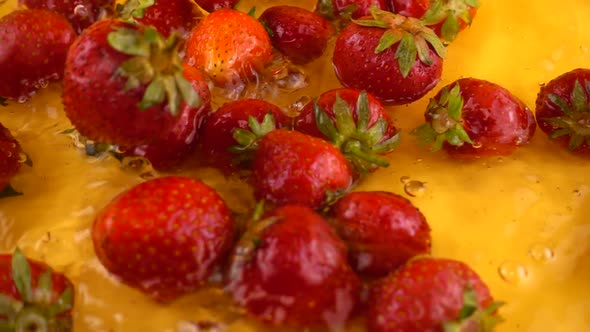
[472,142,482,149]
[18,152,28,163]
[74,5,89,18]
[400,176,411,184]
[498,261,528,284]
[404,180,426,197]
[528,244,555,263]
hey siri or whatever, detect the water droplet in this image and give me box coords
[498,261,528,284]
[400,176,411,184]
[17,152,28,163]
[404,180,426,197]
[472,142,482,149]
[74,4,89,18]
[17,95,28,103]
[528,244,555,263]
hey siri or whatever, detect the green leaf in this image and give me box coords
[446,130,462,146]
[0,184,23,198]
[116,0,155,21]
[571,80,588,112]
[548,94,573,117]
[352,19,389,29]
[421,0,446,25]
[569,133,585,150]
[375,30,403,53]
[549,128,571,139]
[465,0,480,8]
[356,91,370,132]
[333,94,356,139]
[247,6,256,17]
[231,129,257,149]
[432,133,446,151]
[447,85,464,120]
[395,33,418,78]
[255,113,277,136]
[314,102,340,143]
[411,123,438,145]
[458,287,479,319]
[11,248,32,303]
[420,30,447,59]
[415,35,433,65]
[138,78,165,110]
[316,0,335,20]
[47,287,73,316]
[119,57,155,87]
[373,131,401,154]
[36,271,53,303]
[365,118,387,146]
[175,73,201,109]
[441,15,460,42]
[162,75,181,116]
[107,28,150,57]
[454,124,473,144]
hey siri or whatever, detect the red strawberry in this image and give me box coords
[412,78,536,159]
[329,191,431,276]
[315,0,388,21]
[199,99,289,173]
[194,0,238,13]
[367,257,502,332]
[294,88,400,173]
[0,248,74,331]
[389,0,480,42]
[227,204,361,328]
[63,19,203,147]
[92,176,235,302]
[0,9,76,101]
[252,129,353,210]
[535,68,590,155]
[185,8,273,87]
[0,124,23,193]
[259,6,334,65]
[332,7,446,105]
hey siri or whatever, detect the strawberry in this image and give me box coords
[194,0,238,13]
[0,124,23,194]
[0,248,74,331]
[19,0,114,34]
[116,0,201,38]
[367,257,502,332]
[92,176,235,302]
[0,9,76,101]
[185,8,273,87]
[389,0,480,42]
[535,68,590,155]
[329,191,431,276]
[315,0,388,21]
[227,204,361,328]
[199,99,290,173]
[251,129,353,210]
[294,88,400,173]
[63,19,203,147]
[332,7,446,105]
[259,5,334,65]
[412,78,536,159]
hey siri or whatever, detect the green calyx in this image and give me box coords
[115,0,155,21]
[411,84,473,151]
[443,286,504,332]
[107,26,201,116]
[314,91,400,174]
[422,0,480,42]
[353,6,446,78]
[230,112,279,166]
[544,79,590,151]
[1,248,74,332]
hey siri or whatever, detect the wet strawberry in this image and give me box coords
[295,88,399,173]
[316,0,388,21]
[199,99,289,173]
[412,78,536,159]
[19,0,114,34]
[195,0,238,13]
[0,248,74,331]
[535,68,590,155]
[389,0,480,42]
[0,9,76,101]
[259,5,334,65]
[332,7,446,105]
[185,8,273,87]
[92,176,235,302]
[63,20,203,147]
[227,204,361,328]
[0,124,23,194]
[330,191,431,276]
[252,129,353,210]
[367,257,502,332]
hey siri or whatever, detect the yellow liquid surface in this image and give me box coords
[1,0,590,331]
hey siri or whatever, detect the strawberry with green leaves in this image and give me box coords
[0,124,23,196]
[412,78,535,159]
[367,257,502,332]
[92,176,235,302]
[389,0,480,42]
[0,248,74,332]
[315,0,388,21]
[0,9,76,101]
[294,88,400,174]
[332,7,446,105]
[535,68,590,155]
[63,20,203,148]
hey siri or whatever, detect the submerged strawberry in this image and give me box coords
[412,78,536,159]
[0,9,76,101]
[332,7,446,105]
[227,204,361,328]
[367,257,502,332]
[0,248,74,331]
[535,68,590,155]
[92,176,235,302]
[0,124,23,194]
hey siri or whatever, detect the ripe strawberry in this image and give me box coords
[252,129,353,210]
[367,257,502,332]
[0,248,74,331]
[412,78,536,159]
[0,124,23,193]
[332,7,446,105]
[92,176,235,302]
[199,99,289,173]
[329,191,431,276]
[389,0,480,42]
[294,88,400,173]
[315,0,388,21]
[185,8,273,87]
[227,204,361,328]
[535,68,590,155]
[63,20,203,147]
[194,0,238,13]
[0,9,76,101]
[19,0,114,34]
[259,6,334,65]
